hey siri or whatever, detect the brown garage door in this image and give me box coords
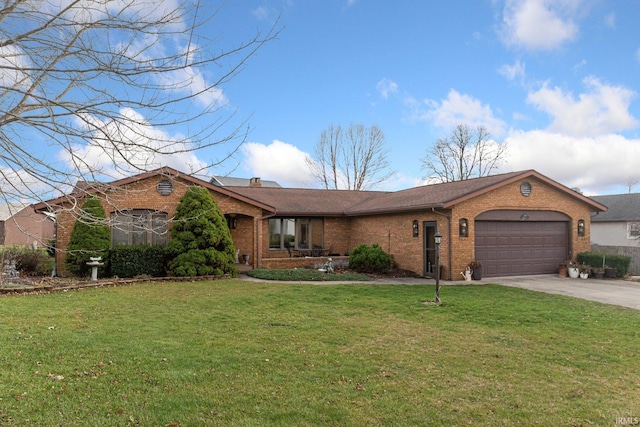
[475,221,568,277]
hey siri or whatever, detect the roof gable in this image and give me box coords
[34,167,276,213]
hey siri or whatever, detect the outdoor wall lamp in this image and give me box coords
[577,219,585,237]
[459,218,468,237]
[412,220,419,237]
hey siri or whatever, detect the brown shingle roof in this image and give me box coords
[227,187,387,216]
[229,170,607,216]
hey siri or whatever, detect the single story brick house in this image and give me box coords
[36,167,606,279]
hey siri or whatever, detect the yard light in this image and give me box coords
[434,231,442,304]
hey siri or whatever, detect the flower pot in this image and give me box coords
[579,272,588,279]
[558,266,568,278]
[604,267,618,279]
[471,266,482,280]
[568,267,580,279]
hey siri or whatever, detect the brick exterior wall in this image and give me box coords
[54,175,264,275]
[349,211,449,277]
[450,177,592,278]
[341,177,594,279]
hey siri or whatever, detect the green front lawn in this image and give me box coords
[1,280,639,426]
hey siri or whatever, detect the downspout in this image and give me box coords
[257,212,277,269]
[431,208,452,280]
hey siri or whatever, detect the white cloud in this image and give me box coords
[500,0,580,50]
[240,140,315,188]
[527,77,638,136]
[62,107,207,179]
[498,59,526,82]
[604,12,616,29]
[502,130,640,195]
[416,90,507,137]
[251,6,270,21]
[0,44,31,90]
[376,78,398,100]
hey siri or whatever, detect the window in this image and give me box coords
[269,218,323,249]
[628,222,640,239]
[111,209,168,246]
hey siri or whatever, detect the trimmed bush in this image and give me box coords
[110,245,167,278]
[64,196,111,277]
[577,252,631,277]
[348,244,392,274]
[166,186,238,277]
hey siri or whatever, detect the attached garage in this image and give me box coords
[475,210,570,277]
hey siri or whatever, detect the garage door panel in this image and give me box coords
[475,221,568,277]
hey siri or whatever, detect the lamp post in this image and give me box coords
[434,231,442,304]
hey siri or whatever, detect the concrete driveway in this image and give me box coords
[479,275,640,310]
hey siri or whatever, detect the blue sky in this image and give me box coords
[203,0,640,195]
[4,0,639,201]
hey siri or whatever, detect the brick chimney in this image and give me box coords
[249,177,262,188]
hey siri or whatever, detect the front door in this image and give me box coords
[423,222,438,277]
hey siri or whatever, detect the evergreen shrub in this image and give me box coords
[348,243,392,274]
[64,196,111,277]
[110,245,167,278]
[166,186,238,277]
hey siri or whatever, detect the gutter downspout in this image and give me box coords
[431,207,452,280]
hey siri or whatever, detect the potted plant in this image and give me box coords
[604,265,618,279]
[558,262,568,278]
[468,260,482,280]
[567,260,580,279]
[591,267,604,279]
[579,264,590,279]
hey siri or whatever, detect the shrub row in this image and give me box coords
[109,245,167,278]
[577,252,631,277]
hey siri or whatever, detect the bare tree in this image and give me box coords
[0,1,279,211]
[421,124,507,183]
[305,123,394,190]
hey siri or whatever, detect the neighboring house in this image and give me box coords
[0,202,55,247]
[210,176,281,188]
[590,193,640,275]
[35,167,606,279]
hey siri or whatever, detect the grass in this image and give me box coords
[1,280,639,426]
[247,267,371,281]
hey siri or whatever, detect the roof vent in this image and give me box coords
[520,181,532,197]
[157,179,174,196]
